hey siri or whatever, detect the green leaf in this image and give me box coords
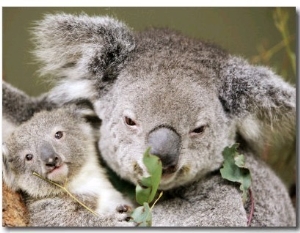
[130,148,163,226]
[220,144,252,203]
[135,148,162,205]
[130,203,152,227]
[139,176,153,188]
[136,182,151,204]
[234,154,246,167]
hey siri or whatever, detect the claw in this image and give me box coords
[116,204,132,213]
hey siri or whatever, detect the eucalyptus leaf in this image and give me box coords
[220,144,252,203]
[130,148,163,226]
[130,202,152,226]
[142,148,162,203]
[139,176,153,187]
[136,182,151,205]
[234,154,246,167]
[135,148,162,205]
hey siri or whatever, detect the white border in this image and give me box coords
[1,2,299,233]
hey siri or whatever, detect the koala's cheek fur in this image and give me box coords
[3,155,54,198]
[51,135,94,181]
[159,124,235,190]
[3,149,34,191]
[99,122,146,184]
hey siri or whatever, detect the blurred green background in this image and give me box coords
[2,7,296,201]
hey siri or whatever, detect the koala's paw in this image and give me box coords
[116,204,133,214]
[114,204,136,227]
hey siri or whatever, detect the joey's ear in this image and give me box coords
[69,100,102,129]
[2,81,38,125]
[2,143,17,191]
[219,56,296,145]
[32,13,135,103]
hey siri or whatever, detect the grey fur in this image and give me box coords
[2,13,296,226]
[31,13,135,99]
[2,106,134,227]
[2,82,52,125]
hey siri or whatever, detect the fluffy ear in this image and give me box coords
[3,81,37,125]
[2,81,55,132]
[32,13,135,103]
[32,13,135,80]
[72,99,101,125]
[67,100,102,134]
[2,143,17,191]
[219,56,296,147]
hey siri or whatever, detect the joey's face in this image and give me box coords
[2,110,93,197]
[96,69,236,190]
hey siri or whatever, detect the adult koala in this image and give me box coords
[3,13,296,227]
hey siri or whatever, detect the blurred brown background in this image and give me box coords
[2,7,297,202]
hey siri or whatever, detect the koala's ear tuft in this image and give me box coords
[32,13,135,83]
[219,56,296,147]
[69,100,101,129]
[2,143,17,191]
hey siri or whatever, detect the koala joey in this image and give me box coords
[2,13,296,226]
[2,105,134,227]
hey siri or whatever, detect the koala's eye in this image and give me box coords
[124,116,136,126]
[25,154,33,161]
[55,131,64,139]
[191,125,206,135]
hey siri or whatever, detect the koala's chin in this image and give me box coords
[149,164,194,190]
[159,175,179,190]
[45,163,69,183]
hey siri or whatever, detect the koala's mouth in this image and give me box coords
[46,163,69,182]
[160,165,178,182]
[162,165,177,176]
[47,164,62,173]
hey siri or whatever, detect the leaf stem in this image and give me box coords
[150,191,163,210]
[251,35,294,64]
[32,172,99,217]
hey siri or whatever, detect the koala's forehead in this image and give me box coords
[21,112,67,132]
[7,110,78,143]
[5,128,37,155]
[124,28,227,79]
[116,66,217,111]
[113,29,224,108]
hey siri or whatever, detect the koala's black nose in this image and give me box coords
[40,142,61,168]
[147,126,181,171]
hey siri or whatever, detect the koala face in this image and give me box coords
[2,108,96,197]
[96,66,236,190]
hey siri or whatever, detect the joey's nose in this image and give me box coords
[147,126,181,170]
[40,142,61,167]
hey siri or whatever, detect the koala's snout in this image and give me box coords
[147,127,181,172]
[40,142,62,169]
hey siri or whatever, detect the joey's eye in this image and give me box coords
[25,154,33,161]
[191,125,206,135]
[55,131,63,139]
[124,116,136,126]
